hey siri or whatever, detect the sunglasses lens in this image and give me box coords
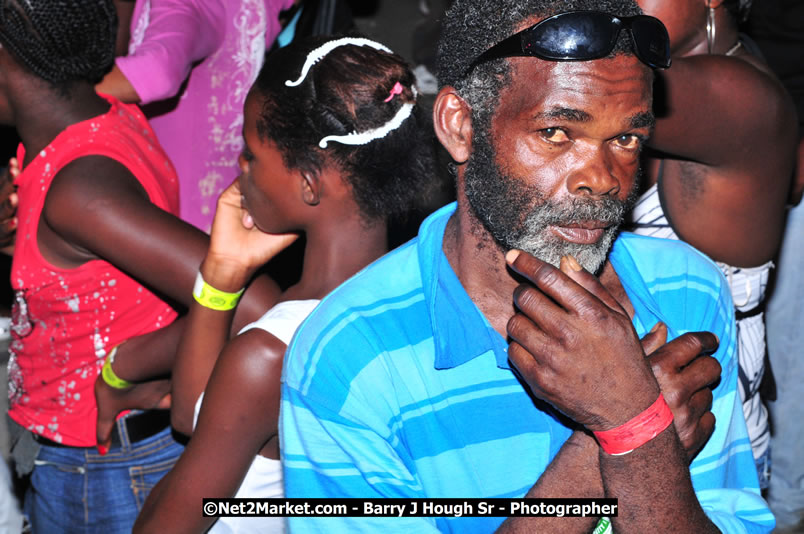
[528,12,617,60]
[465,11,672,77]
[630,17,671,68]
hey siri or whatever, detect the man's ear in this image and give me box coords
[433,87,473,165]
[300,169,321,206]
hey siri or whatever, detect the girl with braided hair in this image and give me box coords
[0,1,280,531]
[93,35,432,533]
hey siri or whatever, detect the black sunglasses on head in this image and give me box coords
[465,10,671,76]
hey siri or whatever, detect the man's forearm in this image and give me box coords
[497,431,603,534]
[499,424,718,534]
[600,426,718,534]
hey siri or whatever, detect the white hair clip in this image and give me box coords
[318,86,418,148]
[285,37,392,87]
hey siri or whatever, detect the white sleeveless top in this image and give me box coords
[194,299,321,534]
[629,184,771,459]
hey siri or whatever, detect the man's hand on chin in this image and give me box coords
[505,249,721,459]
[504,249,660,431]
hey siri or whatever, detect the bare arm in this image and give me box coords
[647,55,797,266]
[39,157,281,444]
[134,330,286,534]
[168,181,297,434]
[94,178,295,437]
[95,65,141,103]
[43,157,280,327]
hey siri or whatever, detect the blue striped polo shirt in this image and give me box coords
[280,202,774,533]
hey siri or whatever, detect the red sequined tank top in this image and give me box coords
[8,96,180,446]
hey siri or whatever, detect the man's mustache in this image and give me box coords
[526,195,628,227]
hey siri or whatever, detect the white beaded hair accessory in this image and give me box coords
[318,85,418,148]
[283,37,418,149]
[285,37,392,87]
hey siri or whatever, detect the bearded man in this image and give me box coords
[280,0,773,532]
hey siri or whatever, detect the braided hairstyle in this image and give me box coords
[252,35,433,224]
[0,0,117,90]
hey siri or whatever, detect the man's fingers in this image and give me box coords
[648,331,720,370]
[680,354,722,389]
[506,250,606,316]
[688,411,716,459]
[654,354,720,406]
[507,310,551,359]
[697,411,716,441]
[506,249,552,283]
[510,284,566,339]
[559,255,622,312]
[507,340,551,401]
[688,387,714,418]
[641,322,668,356]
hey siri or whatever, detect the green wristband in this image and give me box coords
[192,272,244,311]
[592,517,612,534]
[101,346,132,389]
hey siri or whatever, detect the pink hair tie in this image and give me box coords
[384,82,404,103]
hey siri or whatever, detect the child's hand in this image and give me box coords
[205,180,298,286]
[94,373,171,455]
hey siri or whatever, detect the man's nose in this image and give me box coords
[565,146,621,197]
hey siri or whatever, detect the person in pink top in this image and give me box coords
[97,0,296,232]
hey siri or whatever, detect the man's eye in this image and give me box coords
[241,149,255,162]
[540,127,569,143]
[613,134,642,151]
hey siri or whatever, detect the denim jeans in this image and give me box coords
[755,446,771,492]
[24,423,183,534]
[765,202,804,529]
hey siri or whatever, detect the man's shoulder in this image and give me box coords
[615,231,727,289]
[284,238,429,386]
[614,232,734,339]
[309,237,424,321]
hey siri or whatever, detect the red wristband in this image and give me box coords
[593,394,674,455]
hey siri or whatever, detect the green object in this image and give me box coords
[592,517,612,534]
[101,347,132,389]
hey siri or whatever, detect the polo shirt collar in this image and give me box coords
[417,203,511,370]
[416,205,660,373]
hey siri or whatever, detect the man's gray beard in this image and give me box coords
[511,199,624,273]
[464,128,636,274]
